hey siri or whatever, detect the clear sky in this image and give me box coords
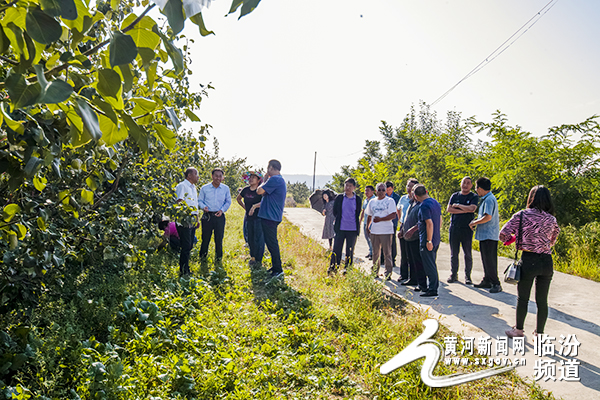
[178,0,600,175]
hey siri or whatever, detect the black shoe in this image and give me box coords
[401,279,417,285]
[270,270,284,279]
[489,284,503,293]
[474,281,492,289]
[413,286,426,292]
[420,291,438,297]
[447,275,458,283]
[465,277,473,285]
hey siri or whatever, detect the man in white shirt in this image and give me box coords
[198,168,232,261]
[366,182,398,280]
[175,167,199,276]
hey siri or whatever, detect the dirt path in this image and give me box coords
[284,207,600,400]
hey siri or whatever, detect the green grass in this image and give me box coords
[1,207,558,399]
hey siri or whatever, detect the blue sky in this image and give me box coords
[175,0,600,175]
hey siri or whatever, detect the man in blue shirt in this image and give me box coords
[198,168,232,261]
[469,177,502,293]
[397,178,418,282]
[257,159,287,279]
[414,184,442,297]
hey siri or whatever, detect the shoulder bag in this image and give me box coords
[503,212,523,284]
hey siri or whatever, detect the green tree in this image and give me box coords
[287,181,310,204]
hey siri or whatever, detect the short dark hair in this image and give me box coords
[462,176,472,183]
[527,185,555,215]
[476,177,492,191]
[407,178,419,185]
[158,220,169,230]
[211,168,224,176]
[413,184,427,197]
[268,159,281,171]
[344,178,356,187]
[365,185,375,191]
[385,181,394,189]
[184,167,196,178]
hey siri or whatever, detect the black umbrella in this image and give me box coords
[309,189,337,212]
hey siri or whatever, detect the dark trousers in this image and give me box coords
[421,244,440,293]
[406,239,427,290]
[243,215,248,244]
[479,240,500,285]
[200,213,226,259]
[176,224,195,275]
[260,218,282,273]
[246,217,264,261]
[449,227,474,278]
[516,252,553,333]
[330,230,358,269]
[399,237,409,279]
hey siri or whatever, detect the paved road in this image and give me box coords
[284,207,600,400]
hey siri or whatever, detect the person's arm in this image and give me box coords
[373,212,397,223]
[425,219,434,250]
[359,208,365,225]
[236,192,245,209]
[197,187,208,212]
[256,173,271,195]
[366,215,372,234]
[469,213,491,229]
[220,188,232,213]
[249,201,261,216]
[449,203,477,214]
[499,212,519,242]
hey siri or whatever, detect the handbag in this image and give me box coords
[503,212,523,284]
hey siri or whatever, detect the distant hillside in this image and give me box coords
[283,174,332,190]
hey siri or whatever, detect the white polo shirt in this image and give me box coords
[365,196,397,235]
[175,179,198,215]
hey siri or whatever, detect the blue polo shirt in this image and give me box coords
[418,197,441,248]
[258,174,287,222]
[475,191,500,241]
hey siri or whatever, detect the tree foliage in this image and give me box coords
[0,0,262,325]
[335,102,600,228]
[287,181,310,204]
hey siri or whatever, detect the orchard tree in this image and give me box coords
[0,0,262,313]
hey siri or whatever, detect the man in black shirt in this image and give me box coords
[446,176,479,284]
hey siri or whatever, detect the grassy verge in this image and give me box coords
[1,207,556,399]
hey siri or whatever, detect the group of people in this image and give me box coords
[322,176,560,337]
[168,159,287,280]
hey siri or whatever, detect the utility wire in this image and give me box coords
[430,0,559,107]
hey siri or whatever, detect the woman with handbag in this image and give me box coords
[500,185,560,338]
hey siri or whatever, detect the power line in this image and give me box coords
[430,0,559,107]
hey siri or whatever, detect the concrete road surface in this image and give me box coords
[284,207,600,400]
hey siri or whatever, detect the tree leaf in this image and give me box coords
[24,156,43,177]
[163,0,185,35]
[98,114,127,145]
[228,0,243,14]
[61,0,90,31]
[127,28,160,50]
[1,105,25,135]
[153,124,176,149]
[58,0,78,20]
[137,47,156,68]
[109,31,138,67]
[131,97,157,113]
[15,223,27,240]
[164,107,181,131]
[75,98,102,141]
[40,0,62,18]
[92,97,118,125]
[37,216,47,231]
[122,114,148,153]
[120,14,157,31]
[159,33,184,75]
[26,7,63,45]
[2,204,21,222]
[80,188,94,204]
[41,79,73,104]
[96,68,122,98]
[117,64,133,93]
[184,108,200,122]
[189,12,214,37]
[240,0,261,19]
[33,176,47,191]
[4,74,41,109]
[0,26,10,54]
[85,176,98,191]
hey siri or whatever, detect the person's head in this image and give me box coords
[385,181,394,196]
[527,185,555,215]
[344,178,356,195]
[460,176,473,194]
[413,184,428,202]
[184,167,199,184]
[211,168,224,186]
[475,177,492,196]
[406,178,418,198]
[158,220,169,230]
[248,173,261,186]
[322,190,333,202]
[376,183,387,199]
[267,159,281,175]
[365,185,375,198]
